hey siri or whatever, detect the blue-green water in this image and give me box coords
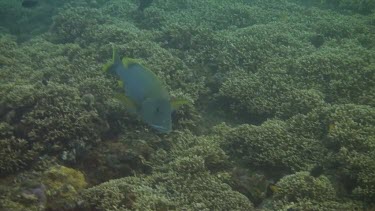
[0,0,374,210]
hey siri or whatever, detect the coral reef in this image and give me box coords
[219,120,325,173]
[274,171,336,202]
[219,70,326,120]
[43,165,87,209]
[322,0,375,14]
[287,42,374,105]
[0,136,41,175]
[80,131,253,210]
[51,7,109,44]
[287,104,375,204]
[218,103,375,208]
[0,80,108,172]
[265,172,362,210]
[0,165,87,211]
[0,0,374,210]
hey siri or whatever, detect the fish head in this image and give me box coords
[140,97,172,133]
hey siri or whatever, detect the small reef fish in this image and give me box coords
[103,46,185,133]
[22,0,38,8]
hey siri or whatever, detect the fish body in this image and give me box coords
[104,47,173,133]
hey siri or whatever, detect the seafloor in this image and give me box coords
[0,0,374,210]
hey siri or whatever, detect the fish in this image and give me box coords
[103,46,186,133]
[22,0,38,8]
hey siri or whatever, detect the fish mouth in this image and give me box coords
[151,124,171,133]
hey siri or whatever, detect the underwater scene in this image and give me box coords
[0,0,374,210]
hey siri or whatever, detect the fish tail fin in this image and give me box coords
[103,44,122,74]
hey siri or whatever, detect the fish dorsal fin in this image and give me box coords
[122,57,144,69]
[114,93,137,113]
[103,45,121,74]
[170,97,189,110]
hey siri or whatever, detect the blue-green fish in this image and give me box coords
[104,46,185,133]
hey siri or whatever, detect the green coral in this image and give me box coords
[80,131,253,210]
[324,104,375,151]
[0,0,55,41]
[79,134,161,184]
[81,161,253,211]
[292,0,375,14]
[268,198,362,211]
[336,149,375,203]
[220,120,325,172]
[267,171,362,210]
[0,37,121,174]
[219,70,325,120]
[215,20,373,120]
[228,168,272,206]
[0,136,41,175]
[0,183,43,211]
[288,43,374,105]
[274,171,336,202]
[0,82,107,163]
[322,0,375,14]
[80,176,174,210]
[51,7,108,43]
[218,104,374,205]
[287,104,375,204]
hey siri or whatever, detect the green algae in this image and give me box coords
[43,165,87,209]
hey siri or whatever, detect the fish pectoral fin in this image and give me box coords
[102,60,113,73]
[114,93,137,112]
[170,97,189,110]
[117,80,124,88]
